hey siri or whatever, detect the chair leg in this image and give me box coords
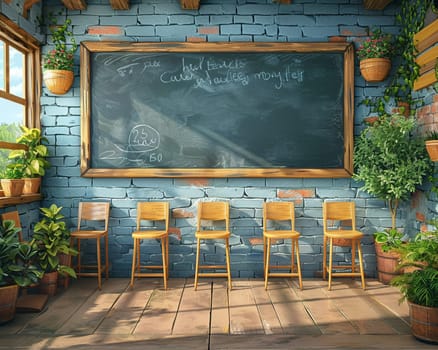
[194,238,201,290]
[328,238,333,291]
[351,240,356,275]
[166,236,169,278]
[97,237,102,290]
[130,238,137,288]
[294,239,303,290]
[322,236,327,280]
[357,241,366,290]
[105,234,109,280]
[76,238,82,277]
[161,237,168,290]
[225,238,232,290]
[263,235,267,275]
[264,238,271,290]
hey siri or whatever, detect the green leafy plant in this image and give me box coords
[32,204,77,278]
[374,228,405,252]
[353,114,432,229]
[0,220,43,287]
[361,0,432,116]
[356,28,394,61]
[391,220,438,307]
[1,163,25,179]
[8,126,50,177]
[42,17,77,71]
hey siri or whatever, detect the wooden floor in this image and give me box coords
[0,278,436,350]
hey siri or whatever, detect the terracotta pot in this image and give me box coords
[409,302,438,343]
[374,243,401,284]
[359,58,391,82]
[43,69,74,94]
[0,284,19,324]
[38,271,59,296]
[0,179,24,197]
[426,140,438,161]
[57,254,72,289]
[22,177,41,195]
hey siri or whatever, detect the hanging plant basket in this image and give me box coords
[43,70,74,95]
[359,58,391,82]
[426,140,438,161]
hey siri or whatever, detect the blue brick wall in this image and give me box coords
[2,0,416,280]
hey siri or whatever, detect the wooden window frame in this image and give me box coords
[0,14,42,207]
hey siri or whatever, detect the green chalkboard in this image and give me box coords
[80,42,354,178]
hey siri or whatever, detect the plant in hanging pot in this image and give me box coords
[425,130,438,162]
[0,220,43,323]
[391,220,438,343]
[8,126,50,195]
[32,204,77,296]
[357,28,394,82]
[42,17,77,95]
[353,113,433,283]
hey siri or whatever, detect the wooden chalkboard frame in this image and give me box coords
[80,41,354,178]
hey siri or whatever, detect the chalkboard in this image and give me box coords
[80,42,354,178]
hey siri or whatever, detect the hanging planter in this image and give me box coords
[426,140,438,161]
[360,58,391,82]
[43,70,74,95]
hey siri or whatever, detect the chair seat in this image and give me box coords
[324,229,363,240]
[264,230,300,239]
[132,230,167,239]
[195,230,230,240]
[71,230,107,238]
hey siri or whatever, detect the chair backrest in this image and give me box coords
[197,201,229,231]
[263,201,295,231]
[0,211,23,241]
[323,201,356,232]
[77,202,110,231]
[136,202,169,231]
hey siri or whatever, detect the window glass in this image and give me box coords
[0,41,4,90]
[9,45,24,98]
[0,99,23,140]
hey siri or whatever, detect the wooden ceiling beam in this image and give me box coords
[363,0,392,10]
[61,0,87,10]
[109,0,129,10]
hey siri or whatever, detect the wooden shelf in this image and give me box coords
[363,0,392,10]
[0,194,42,208]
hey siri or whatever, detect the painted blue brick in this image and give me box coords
[276,15,314,26]
[230,199,263,208]
[126,188,164,199]
[100,16,137,25]
[220,24,241,35]
[82,4,115,15]
[254,15,274,25]
[45,127,69,135]
[206,187,244,198]
[44,106,69,116]
[70,126,80,136]
[56,135,80,146]
[304,4,339,15]
[57,116,79,126]
[231,208,255,218]
[238,5,278,15]
[230,35,252,41]
[242,24,264,35]
[138,4,154,14]
[86,187,126,198]
[154,3,185,14]
[49,187,86,198]
[164,187,204,198]
[316,15,356,25]
[358,16,396,26]
[266,178,304,187]
[227,178,265,187]
[41,116,57,127]
[155,25,196,37]
[55,146,79,157]
[132,178,172,187]
[169,15,195,25]
[93,178,132,187]
[206,34,229,42]
[316,188,356,198]
[234,15,253,24]
[265,24,278,36]
[210,15,233,25]
[278,26,302,38]
[199,5,223,14]
[70,15,99,25]
[69,177,92,186]
[245,188,276,198]
[138,15,168,25]
[195,16,210,25]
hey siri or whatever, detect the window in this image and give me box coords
[0,14,41,204]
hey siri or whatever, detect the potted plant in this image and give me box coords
[8,126,50,194]
[353,113,432,282]
[373,228,407,284]
[0,163,25,197]
[0,220,43,323]
[357,28,393,82]
[32,204,77,296]
[425,130,438,162]
[42,17,77,94]
[391,220,438,343]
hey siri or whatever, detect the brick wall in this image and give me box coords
[3,0,415,279]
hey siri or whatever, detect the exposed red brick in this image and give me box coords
[364,116,379,125]
[277,189,315,198]
[328,36,347,42]
[249,237,263,246]
[434,95,438,102]
[88,26,123,35]
[172,208,195,218]
[416,212,426,222]
[198,26,220,35]
[431,102,438,113]
[187,36,206,42]
[420,223,428,232]
[181,178,209,186]
[168,227,181,240]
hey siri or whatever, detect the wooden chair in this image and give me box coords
[194,201,232,290]
[263,201,303,290]
[1,211,23,242]
[322,201,365,291]
[70,202,110,290]
[130,202,169,290]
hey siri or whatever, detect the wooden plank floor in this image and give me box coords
[0,278,435,350]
